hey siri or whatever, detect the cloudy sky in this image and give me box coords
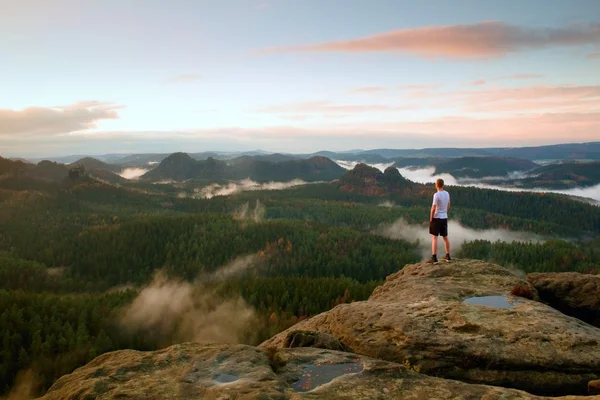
[1,0,600,157]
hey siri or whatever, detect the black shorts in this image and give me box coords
[429,218,448,237]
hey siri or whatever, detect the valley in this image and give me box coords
[1,146,600,396]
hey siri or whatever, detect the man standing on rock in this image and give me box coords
[426,178,451,264]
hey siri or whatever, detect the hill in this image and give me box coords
[495,142,600,161]
[229,153,299,164]
[520,161,600,189]
[70,157,122,173]
[392,156,449,168]
[142,153,229,181]
[142,153,345,182]
[0,156,32,176]
[434,156,538,178]
[337,164,413,196]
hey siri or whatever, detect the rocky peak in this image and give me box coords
[261,259,600,396]
[38,259,600,399]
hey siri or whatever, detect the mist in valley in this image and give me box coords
[379,218,544,258]
[334,161,600,204]
[118,255,262,347]
[118,168,150,180]
[335,160,394,172]
[198,178,309,199]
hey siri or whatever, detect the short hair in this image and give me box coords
[436,178,444,188]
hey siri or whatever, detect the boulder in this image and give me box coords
[39,342,595,400]
[261,259,600,396]
[589,379,600,395]
[284,330,349,352]
[527,272,600,327]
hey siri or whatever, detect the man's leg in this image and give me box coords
[432,235,438,256]
[442,236,450,255]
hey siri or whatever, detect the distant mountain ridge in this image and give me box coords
[142,153,345,182]
[21,142,600,167]
[0,156,126,185]
[434,157,539,178]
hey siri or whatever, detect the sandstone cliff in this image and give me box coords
[261,259,600,396]
[38,259,600,399]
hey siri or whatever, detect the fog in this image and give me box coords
[390,165,600,204]
[118,167,150,180]
[379,218,543,258]
[2,370,36,400]
[119,255,261,346]
[234,200,265,223]
[198,178,308,199]
[335,160,394,172]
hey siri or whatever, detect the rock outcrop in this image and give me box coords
[527,272,600,328]
[39,343,595,400]
[261,259,600,396]
[337,163,413,196]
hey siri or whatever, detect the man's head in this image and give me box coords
[436,178,444,189]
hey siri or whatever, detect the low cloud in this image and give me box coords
[233,200,266,223]
[263,21,600,59]
[202,254,260,282]
[379,218,543,258]
[119,257,260,346]
[119,167,149,180]
[335,160,395,172]
[396,166,600,203]
[0,101,122,137]
[198,178,309,198]
[587,52,600,59]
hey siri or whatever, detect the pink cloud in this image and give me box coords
[263,22,600,58]
[350,86,389,93]
[461,85,600,112]
[0,101,122,137]
[400,84,600,114]
[503,73,544,80]
[257,101,414,114]
[587,52,600,59]
[315,112,600,144]
[465,79,486,86]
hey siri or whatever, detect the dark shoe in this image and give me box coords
[426,256,438,265]
[443,254,451,262]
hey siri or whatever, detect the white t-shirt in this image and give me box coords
[432,190,450,219]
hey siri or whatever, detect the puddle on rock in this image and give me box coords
[463,295,521,309]
[214,373,238,384]
[291,361,363,392]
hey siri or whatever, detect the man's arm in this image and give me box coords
[431,193,437,221]
[447,201,451,213]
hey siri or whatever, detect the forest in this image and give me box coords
[1,160,599,396]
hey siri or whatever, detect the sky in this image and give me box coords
[1,0,600,157]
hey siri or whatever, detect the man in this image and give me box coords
[426,178,451,264]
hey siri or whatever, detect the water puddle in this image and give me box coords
[214,373,238,384]
[463,295,521,309]
[291,361,363,392]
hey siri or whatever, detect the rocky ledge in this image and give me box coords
[527,271,600,328]
[261,259,600,396]
[39,259,600,399]
[40,343,594,400]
